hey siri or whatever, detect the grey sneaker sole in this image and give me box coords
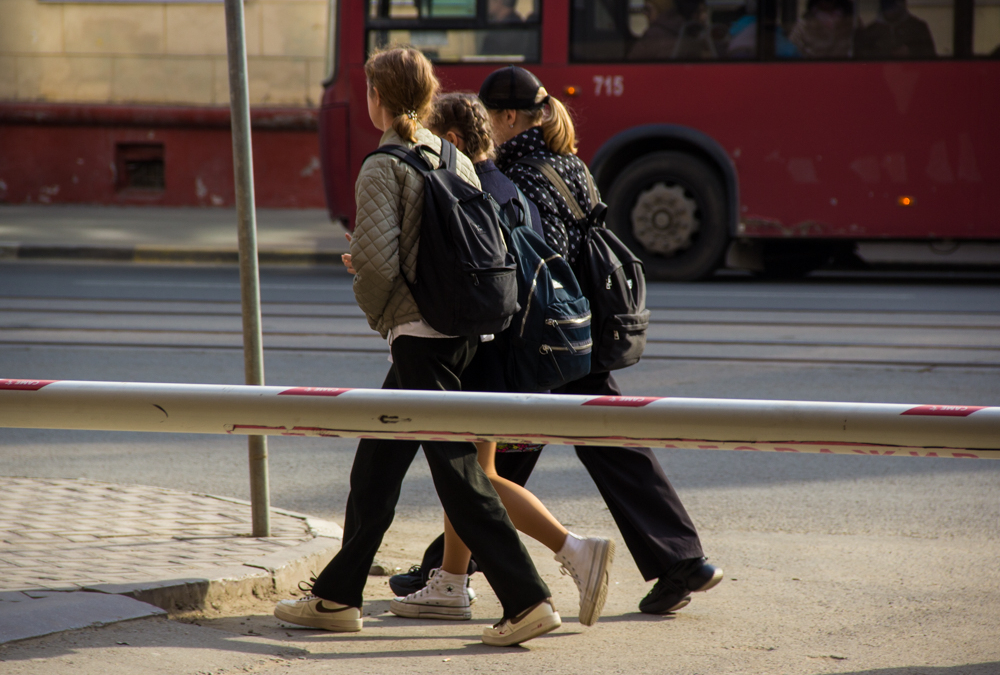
[273,603,362,632]
[389,598,471,621]
[481,610,562,647]
[579,539,616,627]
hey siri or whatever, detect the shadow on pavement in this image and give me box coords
[825,664,1000,675]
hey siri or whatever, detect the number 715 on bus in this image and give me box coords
[593,75,624,97]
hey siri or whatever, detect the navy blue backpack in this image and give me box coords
[501,190,592,393]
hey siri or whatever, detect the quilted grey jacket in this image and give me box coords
[350,127,481,338]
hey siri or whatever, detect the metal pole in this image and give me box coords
[2,380,998,460]
[223,0,269,537]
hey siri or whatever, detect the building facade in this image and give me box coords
[0,0,334,207]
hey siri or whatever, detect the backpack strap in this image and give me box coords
[366,140,456,174]
[437,138,457,172]
[517,155,601,222]
[517,156,586,221]
[508,184,532,228]
[367,145,432,174]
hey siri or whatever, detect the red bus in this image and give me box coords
[318,0,999,279]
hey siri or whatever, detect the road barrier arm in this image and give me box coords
[0,379,997,460]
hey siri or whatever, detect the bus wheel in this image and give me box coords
[606,151,728,281]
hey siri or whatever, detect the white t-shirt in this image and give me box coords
[386,320,492,362]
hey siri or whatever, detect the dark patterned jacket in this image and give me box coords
[495,127,601,265]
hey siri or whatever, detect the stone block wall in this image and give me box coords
[0,0,332,107]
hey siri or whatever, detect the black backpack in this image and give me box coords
[500,188,592,392]
[369,140,518,336]
[517,157,650,373]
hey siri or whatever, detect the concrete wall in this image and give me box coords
[0,0,332,107]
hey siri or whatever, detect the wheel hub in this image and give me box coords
[630,183,699,255]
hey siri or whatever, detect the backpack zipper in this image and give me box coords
[541,315,593,355]
[539,338,593,355]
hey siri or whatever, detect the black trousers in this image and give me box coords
[420,369,704,583]
[311,335,550,619]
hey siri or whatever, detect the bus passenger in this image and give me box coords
[488,0,525,23]
[727,0,800,58]
[393,65,724,616]
[481,0,538,60]
[789,0,858,58]
[273,48,560,648]
[387,92,616,629]
[628,0,720,60]
[854,0,936,59]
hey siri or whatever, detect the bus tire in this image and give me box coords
[605,151,728,281]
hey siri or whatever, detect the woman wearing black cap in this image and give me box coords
[478,65,725,616]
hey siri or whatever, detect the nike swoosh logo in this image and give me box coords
[316,602,354,614]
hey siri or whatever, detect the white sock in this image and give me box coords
[557,532,586,559]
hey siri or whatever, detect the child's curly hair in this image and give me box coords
[426,92,495,161]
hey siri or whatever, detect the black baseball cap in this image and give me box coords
[478,66,550,111]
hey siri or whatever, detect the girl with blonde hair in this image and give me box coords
[274,49,560,648]
[475,65,725,617]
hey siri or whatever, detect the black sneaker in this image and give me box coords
[638,577,691,615]
[683,559,724,594]
[389,565,424,597]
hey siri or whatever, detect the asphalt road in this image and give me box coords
[1,260,998,674]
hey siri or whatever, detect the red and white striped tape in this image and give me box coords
[1,379,997,459]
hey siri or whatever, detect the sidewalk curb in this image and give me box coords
[87,535,341,615]
[0,492,343,644]
[0,243,342,265]
[83,496,344,615]
[0,532,339,645]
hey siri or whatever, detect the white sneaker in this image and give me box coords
[390,568,472,620]
[273,596,362,632]
[481,599,561,646]
[555,535,615,626]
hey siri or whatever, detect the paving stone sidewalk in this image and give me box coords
[0,477,342,644]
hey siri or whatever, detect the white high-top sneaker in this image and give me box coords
[389,568,472,620]
[554,535,615,626]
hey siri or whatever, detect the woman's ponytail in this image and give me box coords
[540,96,578,156]
[390,111,419,145]
[364,47,439,143]
[518,88,578,156]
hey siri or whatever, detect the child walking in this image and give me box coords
[273,49,560,648]
[386,92,615,628]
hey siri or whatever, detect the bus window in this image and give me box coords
[366,0,540,63]
[570,0,758,61]
[974,0,1000,55]
[368,0,475,19]
[780,0,951,59]
[855,0,952,57]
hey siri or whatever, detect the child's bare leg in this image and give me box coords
[441,513,473,575]
[477,442,569,553]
